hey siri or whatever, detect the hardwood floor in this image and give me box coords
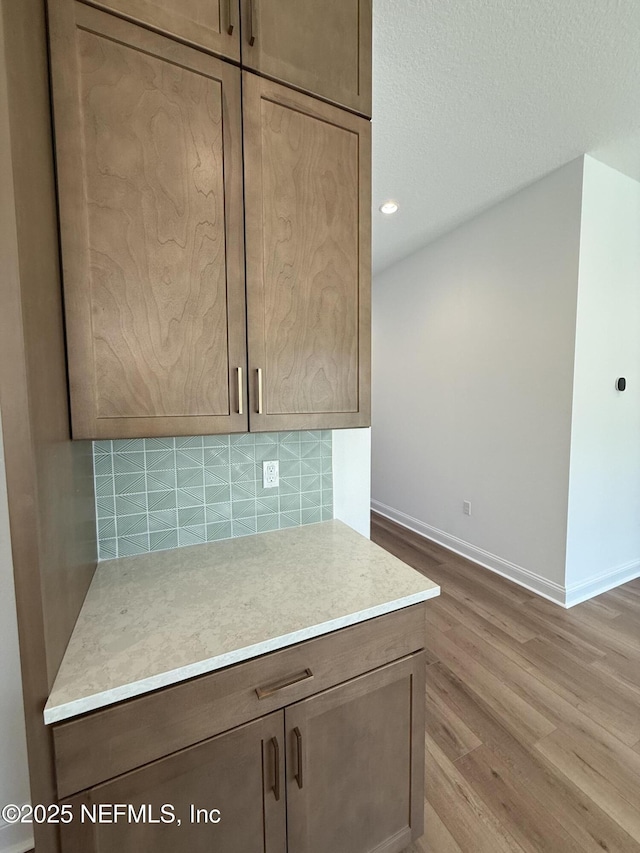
[371,512,640,853]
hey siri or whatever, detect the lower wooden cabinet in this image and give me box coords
[60,712,286,852]
[58,653,425,853]
[286,654,425,853]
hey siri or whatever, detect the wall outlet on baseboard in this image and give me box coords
[463,500,472,516]
[263,460,279,489]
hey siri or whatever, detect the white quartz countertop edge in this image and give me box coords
[44,587,439,725]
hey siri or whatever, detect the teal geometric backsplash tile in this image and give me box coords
[94,430,333,560]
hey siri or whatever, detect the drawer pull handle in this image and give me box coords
[256,367,263,414]
[227,0,235,35]
[255,668,314,699]
[294,726,304,789]
[248,0,257,45]
[237,367,243,415]
[270,736,281,801]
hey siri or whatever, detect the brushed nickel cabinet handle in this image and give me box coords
[271,736,281,801]
[227,0,235,35]
[255,668,313,699]
[256,367,263,414]
[294,727,303,789]
[237,367,243,415]
[248,0,256,45]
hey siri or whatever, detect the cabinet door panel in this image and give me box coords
[285,653,426,853]
[241,0,371,116]
[84,0,240,61]
[48,3,247,438]
[244,73,371,431]
[60,712,286,853]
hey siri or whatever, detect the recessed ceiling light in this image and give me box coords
[379,200,399,215]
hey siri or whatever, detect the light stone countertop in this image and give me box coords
[44,520,440,724]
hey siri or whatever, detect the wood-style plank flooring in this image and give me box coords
[371,512,640,853]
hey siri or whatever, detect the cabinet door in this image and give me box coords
[48,2,248,439]
[243,73,371,431]
[60,712,286,853]
[240,0,371,116]
[82,0,241,61]
[285,653,426,853]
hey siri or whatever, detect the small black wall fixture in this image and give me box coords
[616,377,627,392]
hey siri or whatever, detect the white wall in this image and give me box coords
[371,160,584,601]
[565,157,640,602]
[0,409,32,853]
[332,429,371,538]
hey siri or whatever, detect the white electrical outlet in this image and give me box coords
[463,500,471,516]
[263,460,279,489]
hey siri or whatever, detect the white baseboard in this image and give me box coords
[565,559,640,607]
[371,500,568,606]
[0,819,33,853]
[371,501,640,609]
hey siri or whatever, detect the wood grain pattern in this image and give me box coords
[425,734,527,853]
[258,98,358,414]
[455,744,587,853]
[592,645,640,691]
[425,662,639,853]
[84,0,240,61]
[403,801,464,853]
[53,603,425,798]
[434,622,640,758]
[244,72,371,430]
[48,3,247,438]
[424,678,482,762]
[536,726,640,841]
[0,2,97,850]
[371,512,640,853]
[60,712,286,853]
[81,29,229,418]
[426,628,557,746]
[240,0,372,117]
[285,653,425,853]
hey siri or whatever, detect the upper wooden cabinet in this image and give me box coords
[240,0,372,116]
[48,0,371,439]
[81,0,241,61]
[48,3,248,439]
[243,74,371,431]
[75,0,372,116]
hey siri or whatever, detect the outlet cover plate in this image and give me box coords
[263,460,279,489]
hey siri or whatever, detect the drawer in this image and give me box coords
[54,603,426,798]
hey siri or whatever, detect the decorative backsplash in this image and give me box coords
[94,431,333,560]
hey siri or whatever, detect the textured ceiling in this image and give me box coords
[372,0,640,272]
